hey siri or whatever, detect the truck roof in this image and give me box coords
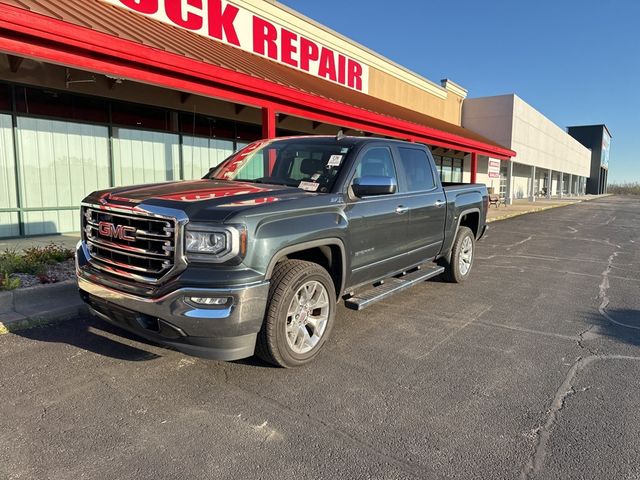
[270,135,422,148]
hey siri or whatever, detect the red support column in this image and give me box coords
[471,152,478,184]
[262,106,276,139]
[262,106,277,175]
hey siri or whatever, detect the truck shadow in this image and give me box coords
[14,315,163,361]
[585,308,640,349]
[14,316,277,366]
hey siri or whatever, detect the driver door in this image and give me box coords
[344,145,411,287]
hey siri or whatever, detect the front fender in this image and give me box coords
[246,210,349,277]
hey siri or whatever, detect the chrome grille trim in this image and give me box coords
[81,203,189,285]
[86,235,173,258]
[85,220,173,240]
[88,250,166,274]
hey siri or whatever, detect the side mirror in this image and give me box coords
[352,176,397,197]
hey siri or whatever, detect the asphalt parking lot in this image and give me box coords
[1,195,639,480]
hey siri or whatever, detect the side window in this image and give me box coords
[397,147,435,192]
[353,147,397,182]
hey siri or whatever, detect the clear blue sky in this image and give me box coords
[281,0,639,183]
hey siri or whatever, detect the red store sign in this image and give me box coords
[488,159,501,179]
[104,0,370,93]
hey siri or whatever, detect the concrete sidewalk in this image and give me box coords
[0,233,80,252]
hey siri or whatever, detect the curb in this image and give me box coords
[486,196,607,224]
[487,203,576,223]
[0,280,87,335]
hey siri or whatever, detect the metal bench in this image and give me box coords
[488,193,506,207]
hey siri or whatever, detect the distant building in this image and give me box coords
[566,125,612,195]
[462,95,592,203]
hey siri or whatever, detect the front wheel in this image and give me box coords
[256,260,336,367]
[439,226,476,283]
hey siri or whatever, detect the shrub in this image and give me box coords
[0,243,74,278]
[22,243,74,265]
[608,183,640,195]
[0,272,21,291]
[0,249,25,275]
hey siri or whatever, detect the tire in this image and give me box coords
[439,226,476,283]
[256,260,336,368]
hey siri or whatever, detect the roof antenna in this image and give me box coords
[336,129,345,141]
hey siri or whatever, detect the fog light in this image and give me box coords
[189,296,230,306]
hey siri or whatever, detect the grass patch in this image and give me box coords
[0,244,74,291]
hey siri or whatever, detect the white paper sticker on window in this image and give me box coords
[299,181,320,192]
[310,173,321,181]
[328,155,343,167]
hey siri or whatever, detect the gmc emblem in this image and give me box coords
[98,221,137,242]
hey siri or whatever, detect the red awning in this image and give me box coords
[0,0,515,159]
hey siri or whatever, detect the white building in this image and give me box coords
[462,94,592,202]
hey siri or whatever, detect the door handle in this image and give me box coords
[435,200,446,207]
[396,206,409,215]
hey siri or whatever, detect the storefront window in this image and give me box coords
[0,83,10,112]
[432,155,464,183]
[235,121,262,142]
[0,114,19,237]
[452,158,463,183]
[15,86,109,123]
[179,113,235,139]
[15,116,110,235]
[433,155,442,177]
[112,101,174,131]
[441,157,453,183]
[182,136,235,180]
[112,127,180,186]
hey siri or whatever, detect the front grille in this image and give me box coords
[82,206,177,284]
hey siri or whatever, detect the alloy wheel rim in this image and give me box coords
[285,280,330,355]
[459,236,473,276]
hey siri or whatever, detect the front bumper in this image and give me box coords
[77,244,270,361]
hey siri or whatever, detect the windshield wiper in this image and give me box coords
[233,178,291,187]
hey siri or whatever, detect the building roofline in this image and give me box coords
[0,2,515,159]
[465,93,516,101]
[265,0,451,95]
[566,124,612,138]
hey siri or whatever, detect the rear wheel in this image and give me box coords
[256,260,336,367]
[440,226,475,283]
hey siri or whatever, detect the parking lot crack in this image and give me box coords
[576,325,598,355]
[598,251,640,331]
[520,355,640,480]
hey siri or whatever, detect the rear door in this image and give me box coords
[393,145,447,263]
[344,144,410,287]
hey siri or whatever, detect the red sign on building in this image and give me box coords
[104,0,369,93]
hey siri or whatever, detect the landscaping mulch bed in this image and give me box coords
[1,244,76,291]
[12,259,76,289]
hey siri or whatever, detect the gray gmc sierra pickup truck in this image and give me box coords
[77,135,488,367]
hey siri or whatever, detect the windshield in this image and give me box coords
[208,139,352,193]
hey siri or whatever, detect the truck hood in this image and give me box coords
[89,179,320,222]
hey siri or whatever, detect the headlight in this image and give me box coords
[184,224,245,263]
[186,230,228,254]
